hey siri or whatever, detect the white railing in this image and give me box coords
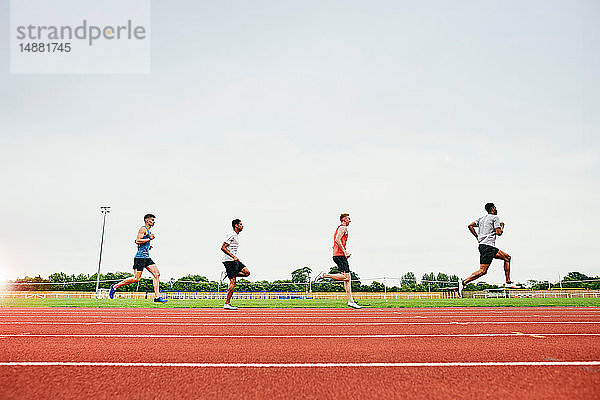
[471,290,600,299]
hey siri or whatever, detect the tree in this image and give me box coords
[13,275,49,291]
[565,272,590,281]
[421,272,439,291]
[291,267,312,283]
[172,275,216,291]
[368,281,385,292]
[563,272,600,289]
[402,272,416,286]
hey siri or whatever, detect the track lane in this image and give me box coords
[1,365,598,399]
[1,335,599,363]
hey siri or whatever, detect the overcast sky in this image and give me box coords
[0,0,598,286]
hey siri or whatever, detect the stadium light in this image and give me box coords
[95,206,111,296]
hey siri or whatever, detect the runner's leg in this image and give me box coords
[146,264,161,298]
[495,249,512,282]
[226,276,236,305]
[342,272,354,302]
[323,273,349,281]
[113,270,143,290]
[463,264,490,285]
[325,272,354,302]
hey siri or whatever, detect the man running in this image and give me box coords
[458,203,515,296]
[109,213,167,303]
[318,213,361,309]
[221,218,251,310]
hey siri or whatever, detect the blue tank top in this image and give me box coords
[135,227,151,258]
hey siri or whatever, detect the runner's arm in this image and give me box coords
[221,242,239,261]
[135,227,151,244]
[496,222,504,236]
[467,222,478,239]
[335,226,350,257]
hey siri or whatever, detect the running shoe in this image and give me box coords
[223,303,238,310]
[109,285,116,299]
[154,297,168,303]
[457,280,464,297]
[505,282,518,289]
[347,302,362,309]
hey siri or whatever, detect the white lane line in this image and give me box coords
[0,315,581,319]
[0,321,599,326]
[1,333,599,338]
[0,361,599,367]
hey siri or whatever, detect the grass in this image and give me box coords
[1,298,599,308]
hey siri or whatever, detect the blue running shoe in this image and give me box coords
[109,285,116,299]
[154,296,167,303]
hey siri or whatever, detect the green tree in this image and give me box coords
[421,272,439,291]
[13,275,50,291]
[291,266,312,283]
[402,272,416,287]
[565,272,590,281]
[563,272,600,289]
[369,281,385,292]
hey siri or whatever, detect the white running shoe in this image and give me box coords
[457,280,464,297]
[348,302,362,309]
[223,303,238,310]
[505,282,518,289]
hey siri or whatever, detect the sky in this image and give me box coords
[0,0,598,286]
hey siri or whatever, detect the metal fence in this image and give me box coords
[470,289,600,299]
[2,289,598,300]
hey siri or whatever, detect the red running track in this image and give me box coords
[0,307,599,399]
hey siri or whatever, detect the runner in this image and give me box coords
[317,213,361,309]
[109,213,167,303]
[221,218,251,310]
[458,203,515,296]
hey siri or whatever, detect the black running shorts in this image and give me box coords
[332,256,350,273]
[133,258,155,271]
[223,260,247,279]
[478,244,499,265]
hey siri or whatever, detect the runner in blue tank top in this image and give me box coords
[135,227,152,258]
[110,213,167,303]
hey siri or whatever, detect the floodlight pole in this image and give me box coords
[384,277,387,299]
[559,274,562,290]
[95,206,111,296]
